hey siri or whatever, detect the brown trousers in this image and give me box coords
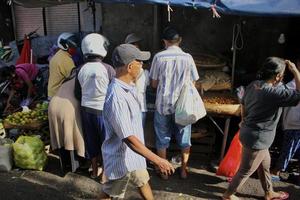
[226,147,273,195]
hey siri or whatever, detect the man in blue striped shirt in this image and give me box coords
[99,44,174,200]
[150,27,199,180]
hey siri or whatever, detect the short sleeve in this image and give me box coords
[107,99,134,139]
[190,57,199,81]
[60,57,75,78]
[149,56,159,80]
[103,63,116,81]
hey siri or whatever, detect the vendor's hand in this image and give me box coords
[285,60,299,75]
[20,98,32,107]
[155,158,175,176]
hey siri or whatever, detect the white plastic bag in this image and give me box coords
[175,81,206,126]
[0,138,14,172]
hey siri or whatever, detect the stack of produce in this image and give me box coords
[4,103,48,128]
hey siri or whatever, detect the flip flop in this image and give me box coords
[227,177,233,183]
[269,191,289,200]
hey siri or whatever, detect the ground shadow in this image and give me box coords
[0,173,75,200]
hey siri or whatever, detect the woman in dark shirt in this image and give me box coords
[223,57,300,200]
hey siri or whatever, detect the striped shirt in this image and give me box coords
[102,78,146,180]
[149,46,199,115]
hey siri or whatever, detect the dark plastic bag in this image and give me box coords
[216,130,242,177]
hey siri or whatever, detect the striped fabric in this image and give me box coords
[102,78,146,180]
[149,46,199,115]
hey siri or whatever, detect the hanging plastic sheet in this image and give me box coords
[12,0,300,16]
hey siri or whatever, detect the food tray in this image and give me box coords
[202,92,241,116]
[196,81,231,91]
[193,53,226,68]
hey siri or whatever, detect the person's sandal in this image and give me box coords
[266,191,289,200]
[90,167,103,179]
[180,167,188,179]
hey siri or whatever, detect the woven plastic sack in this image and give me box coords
[13,136,47,171]
[216,131,242,177]
[0,138,14,172]
[175,81,206,126]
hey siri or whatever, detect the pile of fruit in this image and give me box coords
[4,103,48,126]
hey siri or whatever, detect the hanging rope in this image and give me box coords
[167,3,173,22]
[210,0,221,18]
[232,23,244,51]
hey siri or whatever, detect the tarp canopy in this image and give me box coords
[217,0,300,16]
[12,0,300,16]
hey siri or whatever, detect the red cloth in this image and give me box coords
[16,36,33,65]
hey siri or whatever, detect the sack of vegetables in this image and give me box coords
[13,136,47,170]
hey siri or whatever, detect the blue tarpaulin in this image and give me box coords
[216,0,300,16]
[13,0,300,16]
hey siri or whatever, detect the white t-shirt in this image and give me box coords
[135,69,149,112]
[78,62,111,110]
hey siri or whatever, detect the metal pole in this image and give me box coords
[231,25,237,91]
[10,1,17,41]
[42,7,47,36]
[231,45,236,91]
[77,2,81,32]
[220,117,231,160]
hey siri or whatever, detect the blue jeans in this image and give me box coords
[275,130,300,171]
[154,111,191,150]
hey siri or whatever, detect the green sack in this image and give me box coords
[13,136,47,171]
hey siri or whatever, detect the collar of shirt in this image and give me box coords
[114,78,135,93]
[59,49,72,58]
[166,45,182,52]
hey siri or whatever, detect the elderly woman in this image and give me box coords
[48,69,85,171]
[223,57,300,200]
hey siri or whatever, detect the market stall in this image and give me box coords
[1,0,299,173]
[192,52,240,160]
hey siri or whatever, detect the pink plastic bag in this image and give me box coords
[216,131,242,177]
